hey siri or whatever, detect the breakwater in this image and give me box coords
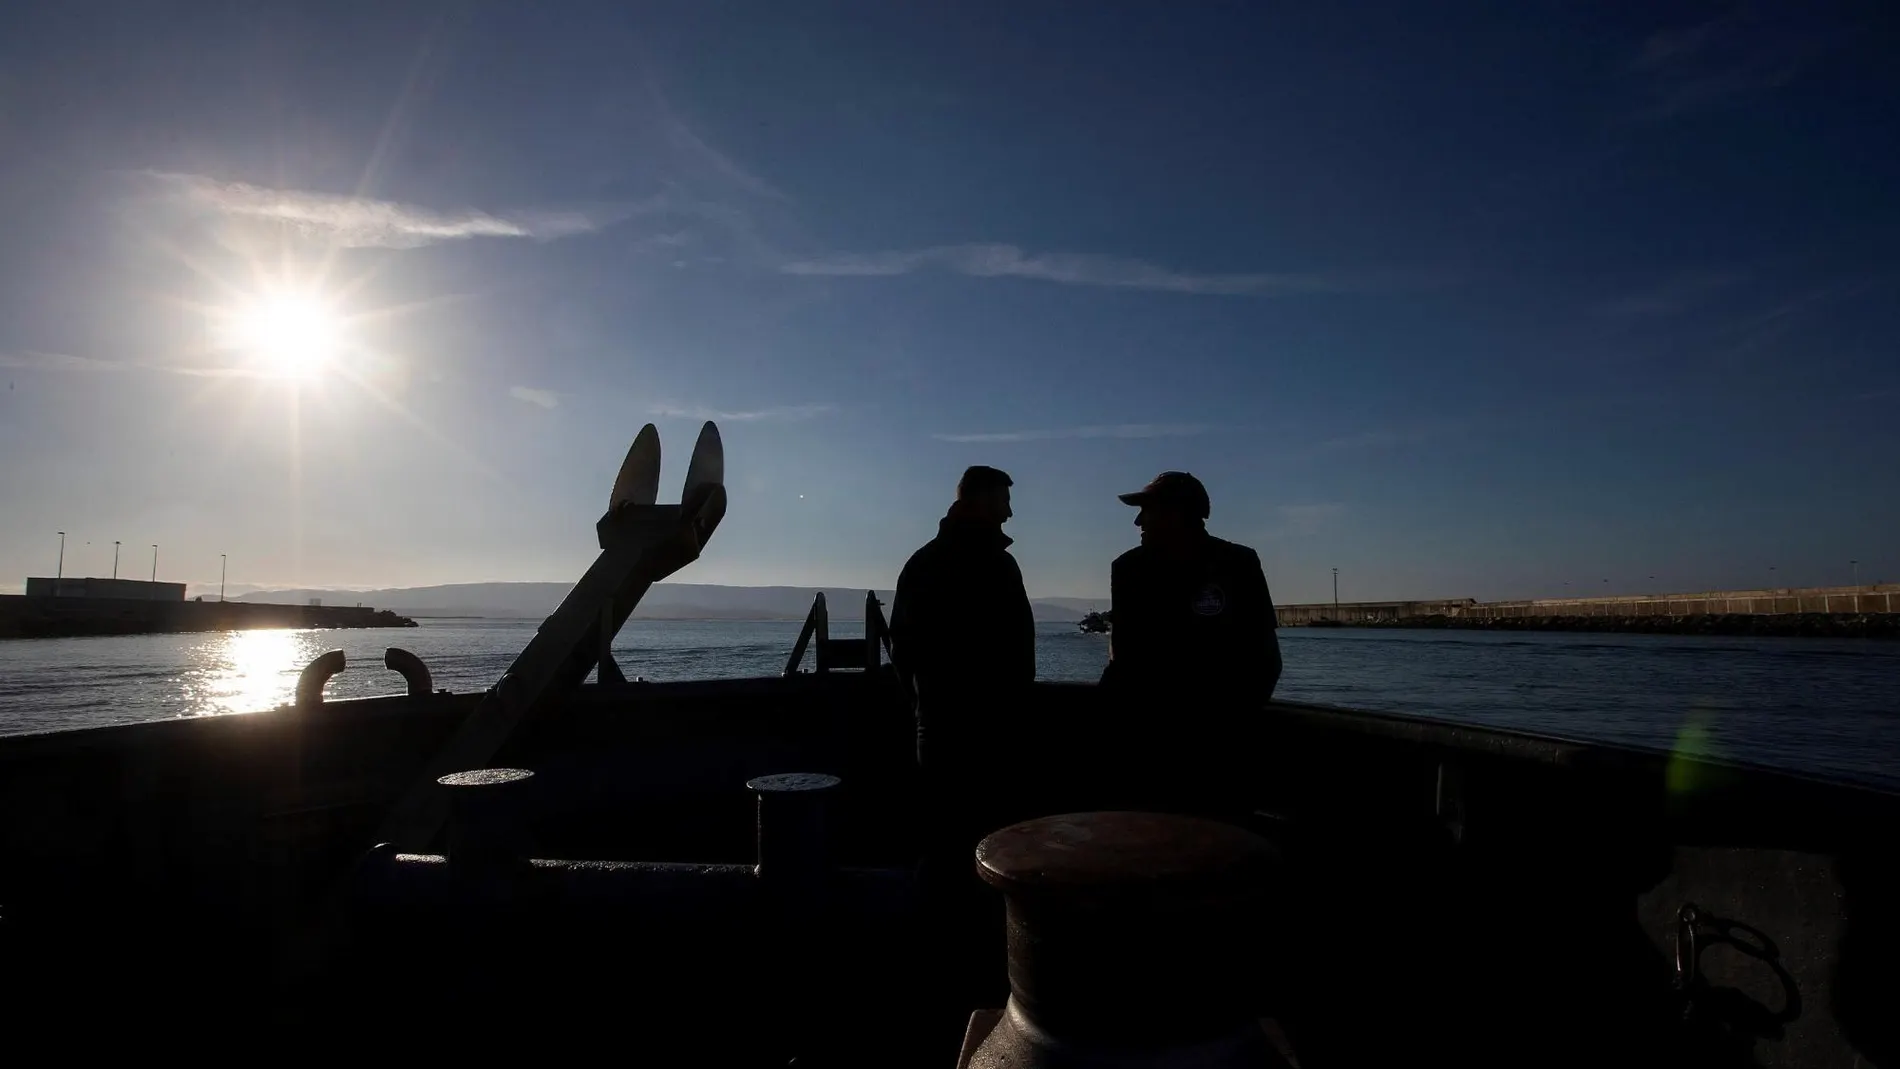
[1278,584,1900,637]
[1366,612,1900,639]
[0,595,417,640]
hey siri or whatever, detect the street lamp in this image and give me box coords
[1332,567,1339,622]
[55,532,65,581]
[112,541,121,580]
[150,545,158,583]
[220,554,228,602]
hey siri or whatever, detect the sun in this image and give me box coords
[216,289,346,379]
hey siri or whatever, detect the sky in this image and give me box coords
[1,0,1896,603]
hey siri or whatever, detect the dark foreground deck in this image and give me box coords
[0,670,1893,1066]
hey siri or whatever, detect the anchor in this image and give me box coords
[375,421,728,851]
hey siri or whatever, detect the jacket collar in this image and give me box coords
[938,503,1013,549]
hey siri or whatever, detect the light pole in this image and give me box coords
[112,541,121,580]
[150,545,158,583]
[1332,567,1339,621]
[56,532,65,581]
[220,554,228,602]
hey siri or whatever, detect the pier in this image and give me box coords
[1276,584,1900,637]
[0,590,416,640]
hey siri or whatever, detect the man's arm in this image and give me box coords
[1103,555,1135,684]
[1003,554,1037,685]
[1239,549,1283,700]
[888,555,937,690]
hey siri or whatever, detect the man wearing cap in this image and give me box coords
[1101,471,1282,808]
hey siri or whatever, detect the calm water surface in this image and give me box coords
[1,620,1896,790]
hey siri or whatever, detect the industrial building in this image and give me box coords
[23,577,188,601]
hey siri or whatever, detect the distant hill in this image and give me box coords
[234,581,1098,623]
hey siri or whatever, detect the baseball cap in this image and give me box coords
[1118,471,1210,520]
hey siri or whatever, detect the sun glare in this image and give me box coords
[218,289,346,379]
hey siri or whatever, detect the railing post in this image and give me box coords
[814,592,830,672]
[783,592,824,676]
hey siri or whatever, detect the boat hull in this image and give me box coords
[0,675,1893,1065]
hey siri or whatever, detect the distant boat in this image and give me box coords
[1078,610,1111,634]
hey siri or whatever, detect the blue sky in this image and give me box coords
[1,1,1895,602]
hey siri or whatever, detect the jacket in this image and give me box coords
[890,508,1036,764]
[1100,533,1282,708]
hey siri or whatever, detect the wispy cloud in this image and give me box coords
[1,349,272,379]
[783,243,1417,296]
[659,109,791,203]
[1277,503,1346,530]
[1264,502,1350,540]
[641,75,793,204]
[149,172,647,249]
[0,351,121,373]
[510,386,559,409]
[1630,10,1841,120]
[650,401,835,422]
[1301,426,1443,457]
[932,423,1211,444]
[1598,269,1749,319]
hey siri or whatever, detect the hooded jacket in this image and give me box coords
[890,504,1036,764]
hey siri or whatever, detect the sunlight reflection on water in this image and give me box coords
[179,629,326,716]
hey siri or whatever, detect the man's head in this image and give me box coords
[956,465,1014,526]
[1118,471,1209,550]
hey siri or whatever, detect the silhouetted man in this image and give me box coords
[890,464,1035,779]
[889,464,1033,1003]
[1100,471,1281,815]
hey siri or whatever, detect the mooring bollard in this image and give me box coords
[747,772,843,1065]
[439,768,535,877]
[963,811,1285,1069]
[748,772,840,897]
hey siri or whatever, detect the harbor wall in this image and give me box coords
[25,577,186,601]
[1277,584,1898,625]
[1453,584,1899,620]
[0,595,416,640]
[1276,599,1476,625]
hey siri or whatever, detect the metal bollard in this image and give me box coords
[439,768,534,877]
[748,772,842,1065]
[963,811,1285,1069]
[748,772,840,898]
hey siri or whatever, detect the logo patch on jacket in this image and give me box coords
[1193,584,1225,616]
